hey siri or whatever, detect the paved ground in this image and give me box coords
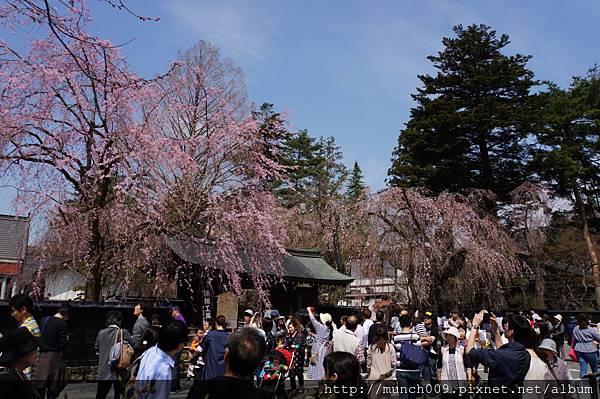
[56,359,593,398]
[59,380,194,399]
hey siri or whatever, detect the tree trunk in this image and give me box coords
[533,260,545,308]
[574,186,600,306]
[520,280,528,309]
[407,255,418,309]
[85,212,104,301]
[331,214,344,273]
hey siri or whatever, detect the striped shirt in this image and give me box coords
[412,323,427,336]
[393,332,421,372]
[573,326,600,353]
[20,316,40,379]
[21,316,41,337]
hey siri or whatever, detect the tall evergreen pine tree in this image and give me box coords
[311,136,348,219]
[346,161,367,202]
[277,129,321,208]
[388,24,540,200]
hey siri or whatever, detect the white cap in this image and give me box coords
[244,309,254,317]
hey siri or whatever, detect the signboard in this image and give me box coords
[216,292,239,329]
[201,289,213,321]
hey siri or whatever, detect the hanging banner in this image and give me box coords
[201,289,213,321]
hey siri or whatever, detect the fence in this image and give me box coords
[0,299,185,366]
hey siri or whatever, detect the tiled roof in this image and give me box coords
[15,246,66,286]
[167,236,354,285]
[0,214,30,262]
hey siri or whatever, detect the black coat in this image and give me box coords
[0,366,40,399]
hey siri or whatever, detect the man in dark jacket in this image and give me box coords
[0,327,40,399]
[467,312,531,392]
[187,327,266,399]
[367,310,385,346]
[132,301,150,357]
[33,303,72,399]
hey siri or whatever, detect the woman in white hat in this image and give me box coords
[306,306,334,381]
[437,326,472,395]
[537,338,572,399]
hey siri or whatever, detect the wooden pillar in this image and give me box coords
[0,277,7,300]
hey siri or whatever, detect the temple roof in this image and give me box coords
[167,237,353,285]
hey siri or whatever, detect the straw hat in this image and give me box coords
[442,326,461,340]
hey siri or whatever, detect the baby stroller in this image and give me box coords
[258,348,294,399]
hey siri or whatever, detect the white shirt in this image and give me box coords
[334,328,361,355]
[355,324,366,344]
[523,354,548,399]
[362,320,373,347]
[135,345,175,399]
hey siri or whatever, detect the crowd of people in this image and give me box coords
[2,295,600,399]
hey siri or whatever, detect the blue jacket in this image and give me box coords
[200,330,229,380]
[469,341,531,388]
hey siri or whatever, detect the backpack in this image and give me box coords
[109,328,134,369]
[398,339,427,370]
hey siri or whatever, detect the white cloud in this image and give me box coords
[160,0,274,61]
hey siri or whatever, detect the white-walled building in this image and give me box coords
[338,259,409,309]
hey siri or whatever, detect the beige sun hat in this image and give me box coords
[553,314,563,322]
[443,326,461,340]
[319,313,332,325]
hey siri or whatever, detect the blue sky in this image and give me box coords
[1,0,600,214]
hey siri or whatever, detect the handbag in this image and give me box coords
[310,341,332,366]
[109,328,134,369]
[309,352,318,366]
[568,336,578,362]
[398,339,427,370]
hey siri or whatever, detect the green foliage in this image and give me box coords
[388,24,540,200]
[312,136,348,216]
[346,161,367,202]
[277,129,323,208]
[253,102,292,166]
[274,126,349,212]
[530,67,600,207]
